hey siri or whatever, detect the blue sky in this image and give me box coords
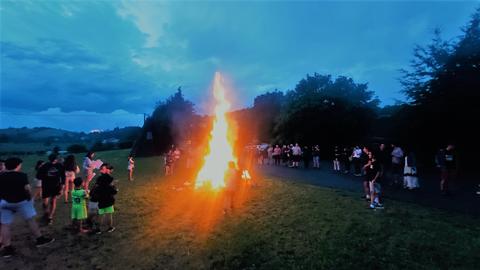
[0,0,478,131]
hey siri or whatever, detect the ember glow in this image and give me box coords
[195,72,237,189]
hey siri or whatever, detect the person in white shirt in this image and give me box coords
[291,143,302,168]
[82,152,96,191]
[391,144,404,186]
[352,146,363,176]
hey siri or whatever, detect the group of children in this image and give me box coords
[0,153,127,258]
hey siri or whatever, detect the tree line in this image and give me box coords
[133,8,479,170]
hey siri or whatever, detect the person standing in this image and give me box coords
[267,145,274,165]
[312,145,320,169]
[127,155,135,181]
[291,143,302,168]
[302,146,312,169]
[33,160,45,201]
[96,163,118,233]
[391,144,404,187]
[437,144,457,195]
[224,161,240,214]
[0,157,54,258]
[82,152,97,191]
[273,145,282,165]
[403,150,420,189]
[341,147,351,174]
[364,153,383,209]
[38,154,65,225]
[71,177,89,233]
[352,146,363,176]
[333,146,341,172]
[64,155,80,203]
[376,144,390,180]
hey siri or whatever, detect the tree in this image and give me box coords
[252,90,285,142]
[273,73,379,150]
[67,144,88,153]
[134,87,196,156]
[396,8,480,167]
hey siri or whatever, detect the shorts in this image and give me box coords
[98,205,114,215]
[88,201,99,213]
[65,171,76,180]
[34,178,42,188]
[0,199,37,224]
[42,185,62,199]
[71,205,87,220]
[369,181,382,194]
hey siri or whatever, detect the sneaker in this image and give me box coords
[375,203,384,209]
[47,218,53,225]
[369,204,376,209]
[106,227,116,233]
[1,245,15,258]
[89,228,102,235]
[35,236,55,247]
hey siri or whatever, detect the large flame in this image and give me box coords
[195,72,236,189]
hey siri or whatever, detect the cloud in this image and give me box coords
[1,39,101,66]
[116,1,170,48]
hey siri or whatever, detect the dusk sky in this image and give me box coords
[0,0,478,132]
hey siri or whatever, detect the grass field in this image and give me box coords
[1,150,479,269]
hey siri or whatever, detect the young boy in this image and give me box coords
[96,163,118,233]
[71,177,88,233]
[0,157,54,258]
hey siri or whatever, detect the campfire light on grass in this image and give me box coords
[195,72,237,189]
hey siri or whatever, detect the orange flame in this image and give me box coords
[195,72,237,189]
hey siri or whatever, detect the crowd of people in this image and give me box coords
[256,143,463,208]
[0,141,467,258]
[0,151,133,258]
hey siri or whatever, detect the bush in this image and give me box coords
[118,141,134,149]
[67,144,88,153]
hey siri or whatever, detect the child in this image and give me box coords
[71,177,88,233]
[127,155,135,181]
[86,181,100,234]
[96,163,118,233]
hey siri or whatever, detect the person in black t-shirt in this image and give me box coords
[364,152,383,209]
[437,144,457,195]
[37,154,65,225]
[0,157,54,258]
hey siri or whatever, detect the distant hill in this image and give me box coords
[0,126,141,145]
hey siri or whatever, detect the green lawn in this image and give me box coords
[2,150,479,269]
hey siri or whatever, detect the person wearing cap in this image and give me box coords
[95,163,118,233]
[0,157,54,258]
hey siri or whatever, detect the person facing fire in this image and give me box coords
[224,161,240,214]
